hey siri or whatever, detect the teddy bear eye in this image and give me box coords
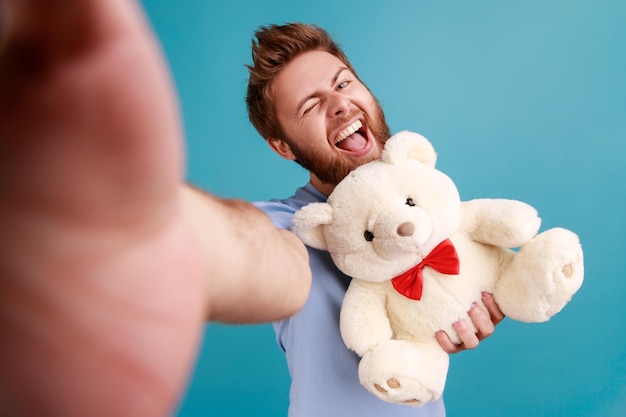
[364,230,375,242]
[406,197,415,207]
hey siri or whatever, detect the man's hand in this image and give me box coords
[435,292,506,353]
[0,2,310,417]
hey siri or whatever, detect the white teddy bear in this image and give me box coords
[291,131,584,406]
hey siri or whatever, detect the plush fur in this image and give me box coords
[291,131,584,406]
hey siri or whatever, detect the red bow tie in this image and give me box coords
[391,239,460,300]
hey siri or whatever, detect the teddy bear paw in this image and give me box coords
[500,227,584,322]
[367,375,438,406]
[358,341,448,406]
[374,377,424,405]
[547,230,584,310]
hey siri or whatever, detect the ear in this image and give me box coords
[291,202,334,250]
[382,130,437,167]
[268,137,297,161]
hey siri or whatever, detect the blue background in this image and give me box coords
[140,0,625,416]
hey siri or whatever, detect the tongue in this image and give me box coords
[336,132,367,151]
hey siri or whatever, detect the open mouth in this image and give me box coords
[333,120,368,152]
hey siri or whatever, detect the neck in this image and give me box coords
[310,173,336,197]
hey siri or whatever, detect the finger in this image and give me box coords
[453,319,479,350]
[435,330,463,354]
[468,302,495,340]
[482,292,506,325]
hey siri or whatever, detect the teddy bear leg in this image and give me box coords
[494,227,584,322]
[357,339,449,406]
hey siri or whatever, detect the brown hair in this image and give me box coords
[245,23,356,141]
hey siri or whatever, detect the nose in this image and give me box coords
[327,92,350,117]
[397,222,415,237]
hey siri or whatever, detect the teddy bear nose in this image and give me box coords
[397,222,415,237]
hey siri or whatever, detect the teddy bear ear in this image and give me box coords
[382,130,437,167]
[291,202,334,250]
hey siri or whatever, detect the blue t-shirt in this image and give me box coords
[255,183,446,417]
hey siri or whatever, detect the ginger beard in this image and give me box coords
[285,101,391,187]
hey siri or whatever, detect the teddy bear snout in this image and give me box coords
[397,222,415,237]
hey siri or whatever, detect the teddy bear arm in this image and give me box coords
[460,199,541,247]
[340,280,393,357]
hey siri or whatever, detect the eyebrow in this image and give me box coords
[295,66,350,115]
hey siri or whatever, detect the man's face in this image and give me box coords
[271,50,391,194]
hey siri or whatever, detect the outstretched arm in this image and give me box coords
[0,1,310,417]
[182,185,311,323]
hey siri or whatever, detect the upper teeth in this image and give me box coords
[335,120,363,144]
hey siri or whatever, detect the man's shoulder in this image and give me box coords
[254,200,297,230]
[254,183,326,230]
